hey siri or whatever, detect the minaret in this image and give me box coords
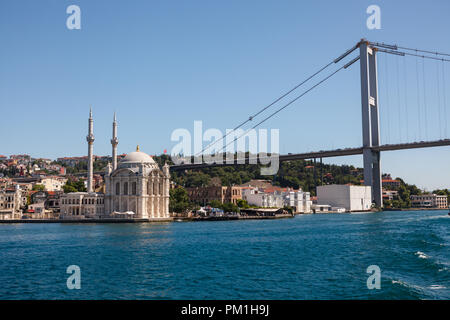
[86,107,95,193]
[111,112,118,170]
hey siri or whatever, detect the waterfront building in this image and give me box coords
[29,190,62,216]
[241,186,312,213]
[311,204,332,213]
[317,184,372,212]
[60,109,171,220]
[242,187,284,208]
[26,202,56,219]
[0,185,26,220]
[103,146,171,219]
[60,192,105,218]
[187,185,242,205]
[410,194,448,209]
[285,190,312,213]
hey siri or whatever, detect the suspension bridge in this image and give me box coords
[170,39,450,208]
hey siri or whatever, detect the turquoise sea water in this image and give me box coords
[0,210,448,300]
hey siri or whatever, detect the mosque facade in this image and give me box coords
[60,110,171,220]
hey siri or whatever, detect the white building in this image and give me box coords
[410,194,448,209]
[103,147,171,219]
[285,190,312,213]
[60,192,105,219]
[242,187,312,213]
[0,185,25,220]
[39,176,68,192]
[317,184,372,212]
[60,110,171,220]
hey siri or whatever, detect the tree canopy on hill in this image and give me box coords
[63,179,86,193]
[160,158,364,196]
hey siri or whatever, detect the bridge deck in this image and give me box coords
[170,139,450,170]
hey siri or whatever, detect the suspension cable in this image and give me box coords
[197,60,334,156]
[196,43,361,157]
[219,63,349,156]
[442,60,448,138]
[384,52,391,144]
[415,56,422,141]
[403,56,409,141]
[436,59,442,138]
[381,52,388,144]
[422,57,428,140]
[396,56,402,142]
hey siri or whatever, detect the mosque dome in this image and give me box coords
[119,146,156,165]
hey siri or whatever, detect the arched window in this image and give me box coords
[132,182,137,195]
[124,182,128,195]
[115,182,120,195]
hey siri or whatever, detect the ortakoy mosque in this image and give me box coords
[60,110,171,220]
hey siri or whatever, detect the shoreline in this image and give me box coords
[0,218,173,224]
[0,208,447,224]
[0,214,295,224]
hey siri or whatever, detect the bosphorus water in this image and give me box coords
[0,210,448,299]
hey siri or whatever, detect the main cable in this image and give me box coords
[197,43,361,157]
[218,63,348,156]
[397,45,450,57]
[196,60,335,156]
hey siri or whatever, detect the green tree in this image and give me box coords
[236,199,249,208]
[63,184,78,193]
[169,187,191,213]
[398,185,411,208]
[63,179,86,193]
[283,205,294,214]
[209,199,223,209]
[222,202,239,213]
[32,184,45,191]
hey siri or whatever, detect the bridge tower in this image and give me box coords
[359,40,382,207]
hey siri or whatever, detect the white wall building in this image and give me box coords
[0,185,25,220]
[60,192,105,219]
[410,194,448,209]
[285,190,312,213]
[317,184,372,212]
[39,177,68,191]
[242,188,284,208]
[242,187,312,213]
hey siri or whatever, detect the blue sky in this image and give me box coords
[0,0,449,190]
